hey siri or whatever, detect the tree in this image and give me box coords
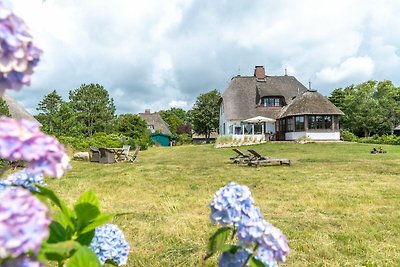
[189,89,221,143]
[159,107,188,134]
[0,97,10,116]
[36,90,63,135]
[328,80,400,137]
[69,84,116,137]
[116,114,148,141]
[52,102,85,137]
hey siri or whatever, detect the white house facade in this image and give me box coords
[219,66,344,141]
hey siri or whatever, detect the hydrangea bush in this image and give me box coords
[205,182,289,267]
[0,2,130,266]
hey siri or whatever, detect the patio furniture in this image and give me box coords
[90,146,100,162]
[120,145,131,161]
[99,148,116,164]
[230,148,251,164]
[247,149,291,167]
[129,146,140,162]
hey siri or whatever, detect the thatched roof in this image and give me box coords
[1,94,37,121]
[222,75,307,121]
[138,110,172,135]
[277,90,344,118]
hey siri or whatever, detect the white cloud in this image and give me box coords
[168,100,189,109]
[316,56,374,84]
[6,0,400,113]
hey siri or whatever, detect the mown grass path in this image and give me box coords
[48,142,400,266]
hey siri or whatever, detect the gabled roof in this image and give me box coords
[222,75,307,121]
[1,93,37,121]
[138,111,172,135]
[277,90,344,118]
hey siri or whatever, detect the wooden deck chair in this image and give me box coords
[129,146,140,162]
[247,149,291,167]
[230,148,251,164]
[120,145,131,161]
[98,148,116,164]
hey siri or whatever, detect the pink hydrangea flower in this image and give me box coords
[0,117,71,178]
[0,2,42,95]
[0,187,50,258]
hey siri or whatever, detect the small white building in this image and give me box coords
[219,66,344,141]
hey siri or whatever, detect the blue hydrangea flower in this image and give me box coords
[218,249,250,267]
[237,215,267,245]
[4,168,45,192]
[210,182,254,226]
[1,255,45,266]
[89,224,130,265]
[254,246,278,267]
[258,223,289,263]
[0,187,50,258]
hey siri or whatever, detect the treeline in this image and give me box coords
[31,84,221,150]
[329,80,400,137]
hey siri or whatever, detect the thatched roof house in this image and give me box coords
[138,109,172,135]
[1,94,37,121]
[219,66,344,141]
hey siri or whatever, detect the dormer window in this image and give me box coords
[262,97,283,107]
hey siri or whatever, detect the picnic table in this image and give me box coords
[106,148,126,162]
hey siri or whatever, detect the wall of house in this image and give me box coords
[285,131,341,141]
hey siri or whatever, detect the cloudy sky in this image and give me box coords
[8,0,400,115]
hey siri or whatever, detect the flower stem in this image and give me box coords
[243,243,259,267]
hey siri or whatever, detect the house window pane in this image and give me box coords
[308,116,315,129]
[324,116,332,129]
[254,124,262,134]
[262,97,282,107]
[295,116,305,131]
[287,117,294,131]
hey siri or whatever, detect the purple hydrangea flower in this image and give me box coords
[0,2,42,95]
[0,117,71,178]
[258,223,289,263]
[218,249,250,267]
[237,218,289,265]
[0,187,50,258]
[4,168,45,192]
[89,224,130,265]
[210,182,254,226]
[1,255,45,267]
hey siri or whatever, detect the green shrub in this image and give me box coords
[342,131,358,142]
[176,134,192,145]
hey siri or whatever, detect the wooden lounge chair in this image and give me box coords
[230,148,251,164]
[90,146,100,162]
[98,148,116,164]
[247,149,291,167]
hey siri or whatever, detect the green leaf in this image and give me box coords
[249,257,266,267]
[205,227,231,260]
[75,189,100,208]
[220,244,241,253]
[75,230,95,246]
[105,259,119,266]
[74,203,100,230]
[47,221,70,243]
[80,213,113,234]
[67,246,101,267]
[41,240,81,261]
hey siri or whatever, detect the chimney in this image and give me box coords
[254,66,266,80]
[145,109,151,114]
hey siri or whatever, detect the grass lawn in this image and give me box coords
[47,142,400,266]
